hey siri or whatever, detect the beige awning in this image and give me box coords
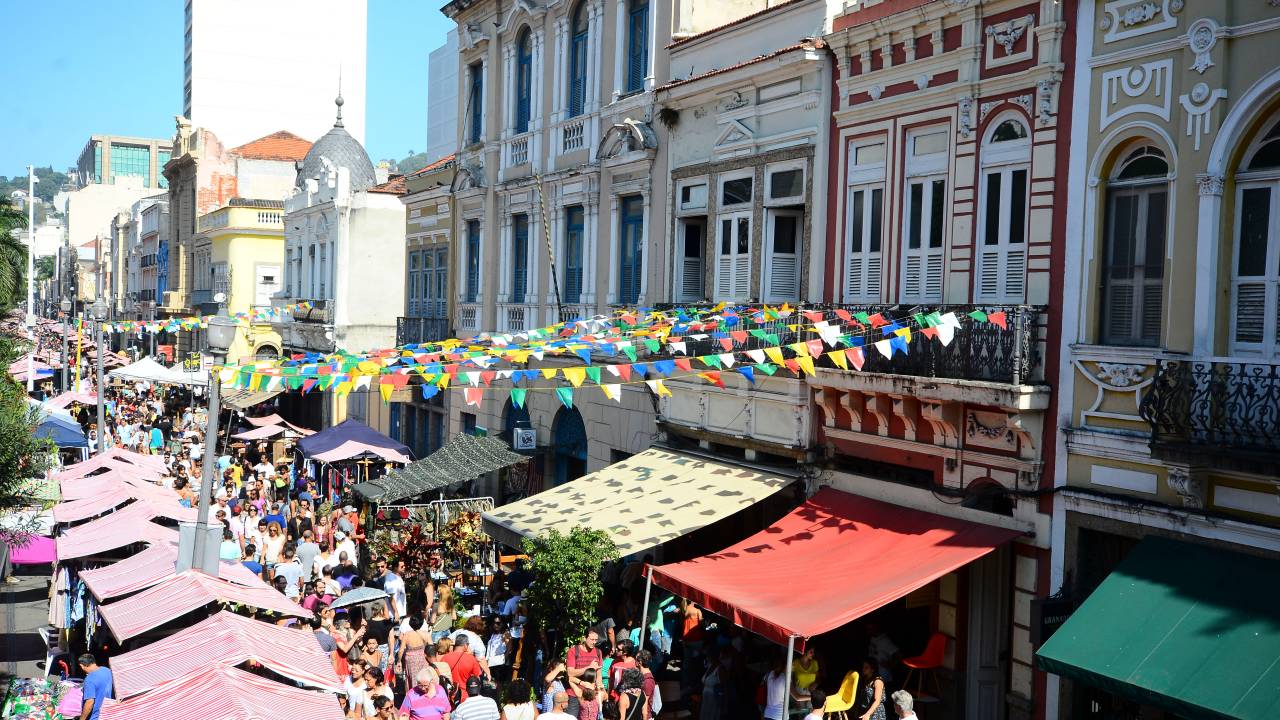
[482,448,795,556]
[220,389,281,411]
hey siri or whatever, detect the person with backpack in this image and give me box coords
[565,629,604,705]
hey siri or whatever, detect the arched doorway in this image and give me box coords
[502,398,531,443]
[551,407,587,486]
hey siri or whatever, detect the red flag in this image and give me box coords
[806,339,826,357]
[718,337,734,352]
[784,358,801,375]
[868,313,886,328]
[847,347,865,371]
[480,371,496,386]
[674,357,693,372]
[987,311,1008,329]
[730,330,748,344]
[834,309,852,322]
[920,327,938,340]
[803,310,824,323]
[617,364,632,382]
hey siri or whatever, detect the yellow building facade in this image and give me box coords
[192,199,286,363]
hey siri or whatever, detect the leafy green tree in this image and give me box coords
[34,256,54,281]
[0,197,29,311]
[521,527,619,654]
[0,334,56,542]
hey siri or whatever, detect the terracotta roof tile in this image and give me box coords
[655,40,822,93]
[368,175,407,195]
[408,154,457,177]
[230,131,312,162]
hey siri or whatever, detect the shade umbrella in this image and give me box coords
[330,586,388,609]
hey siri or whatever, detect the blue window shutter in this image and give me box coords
[626,1,648,93]
[568,4,588,117]
[618,196,643,304]
[512,215,529,303]
[565,206,584,303]
[466,220,480,303]
[516,33,532,134]
[469,63,483,144]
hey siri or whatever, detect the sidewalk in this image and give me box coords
[0,566,53,681]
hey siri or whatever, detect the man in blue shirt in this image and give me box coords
[78,653,112,720]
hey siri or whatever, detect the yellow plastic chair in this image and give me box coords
[823,670,860,720]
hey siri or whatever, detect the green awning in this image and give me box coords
[351,433,526,504]
[1037,536,1280,720]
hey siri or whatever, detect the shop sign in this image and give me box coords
[1030,594,1074,646]
[513,427,536,451]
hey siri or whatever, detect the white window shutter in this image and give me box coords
[733,254,750,299]
[716,256,732,298]
[978,250,1001,299]
[1004,249,1025,301]
[1235,283,1266,344]
[681,257,702,300]
[768,254,797,301]
[925,252,943,300]
[866,255,881,300]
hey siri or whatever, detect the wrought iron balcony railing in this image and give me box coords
[397,316,452,346]
[1140,358,1280,474]
[649,303,1044,386]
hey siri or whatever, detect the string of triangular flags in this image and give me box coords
[214,305,1012,408]
[95,302,318,335]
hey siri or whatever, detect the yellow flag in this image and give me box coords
[796,355,816,376]
[357,360,380,374]
[600,383,621,402]
[828,350,848,370]
[379,383,394,403]
[645,379,672,397]
[894,327,912,344]
[541,368,558,380]
[765,346,785,366]
[437,373,452,388]
[563,366,587,388]
[788,341,809,358]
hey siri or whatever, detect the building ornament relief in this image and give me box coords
[1166,467,1204,509]
[1099,59,1173,129]
[986,15,1033,55]
[1099,0,1182,42]
[1196,173,1225,197]
[1179,82,1228,152]
[1186,18,1218,74]
[1094,363,1146,387]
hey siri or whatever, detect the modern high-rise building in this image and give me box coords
[75,135,173,190]
[183,0,367,148]
[425,30,459,164]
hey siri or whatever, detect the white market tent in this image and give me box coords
[108,357,206,387]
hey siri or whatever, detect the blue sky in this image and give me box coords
[0,1,451,177]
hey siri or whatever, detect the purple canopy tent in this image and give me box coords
[296,419,412,464]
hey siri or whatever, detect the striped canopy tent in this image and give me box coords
[55,502,178,561]
[98,664,344,720]
[45,391,100,410]
[80,543,265,603]
[53,481,187,524]
[59,469,154,502]
[110,610,342,698]
[97,570,313,641]
[54,453,165,483]
[243,413,313,435]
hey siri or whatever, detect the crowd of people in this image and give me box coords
[70,381,926,720]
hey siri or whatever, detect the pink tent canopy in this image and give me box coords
[53,482,185,524]
[9,535,56,564]
[97,570,312,641]
[99,664,344,720]
[80,543,268,602]
[55,503,177,561]
[54,455,164,483]
[232,424,286,441]
[110,610,342,698]
[46,391,100,410]
[244,413,313,435]
[59,468,170,503]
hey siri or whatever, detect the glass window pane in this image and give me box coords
[929,179,946,248]
[770,169,803,199]
[855,143,885,166]
[870,188,883,252]
[913,131,948,156]
[908,183,923,249]
[681,184,707,210]
[721,219,731,254]
[851,190,864,253]
[1238,187,1271,276]
[773,214,797,254]
[737,217,749,254]
[683,222,702,258]
[1142,190,1166,277]
[722,177,752,206]
[984,172,1002,246]
[1010,169,1027,244]
[1108,194,1138,277]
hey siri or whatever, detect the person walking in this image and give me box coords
[890,690,917,720]
[77,654,113,720]
[453,677,500,720]
[856,658,888,720]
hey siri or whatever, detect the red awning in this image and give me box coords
[98,570,312,641]
[648,488,1022,647]
[110,610,341,698]
[99,664,344,720]
[52,450,165,482]
[80,543,266,602]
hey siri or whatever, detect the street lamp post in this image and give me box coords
[183,299,237,574]
[25,166,37,393]
[90,299,108,454]
[59,298,71,392]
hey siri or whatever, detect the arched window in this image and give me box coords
[1100,143,1169,346]
[625,0,649,93]
[976,116,1031,302]
[567,3,589,117]
[515,28,533,134]
[1232,113,1280,356]
[551,407,587,486]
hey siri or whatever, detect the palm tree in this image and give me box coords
[0,197,29,312]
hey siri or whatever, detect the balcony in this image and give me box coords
[1140,358,1280,475]
[560,117,586,153]
[458,304,480,334]
[505,133,531,168]
[397,316,452,346]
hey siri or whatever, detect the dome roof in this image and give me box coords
[295,95,376,192]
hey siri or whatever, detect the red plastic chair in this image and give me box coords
[902,632,946,698]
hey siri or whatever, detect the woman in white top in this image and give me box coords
[486,617,511,683]
[500,678,538,720]
[763,654,810,720]
[360,667,393,717]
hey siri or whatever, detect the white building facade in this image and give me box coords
[183,0,367,148]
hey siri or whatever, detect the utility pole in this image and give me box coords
[25,166,38,392]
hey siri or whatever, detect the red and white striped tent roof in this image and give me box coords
[79,543,266,602]
[55,503,177,561]
[53,448,166,480]
[45,391,100,410]
[52,482,187,524]
[59,469,138,502]
[54,456,164,483]
[110,610,342,698]
[244,413,313,435]
[99,664,344,720]
[98,570,312,641]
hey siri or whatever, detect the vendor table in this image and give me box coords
[1,677,80,719]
